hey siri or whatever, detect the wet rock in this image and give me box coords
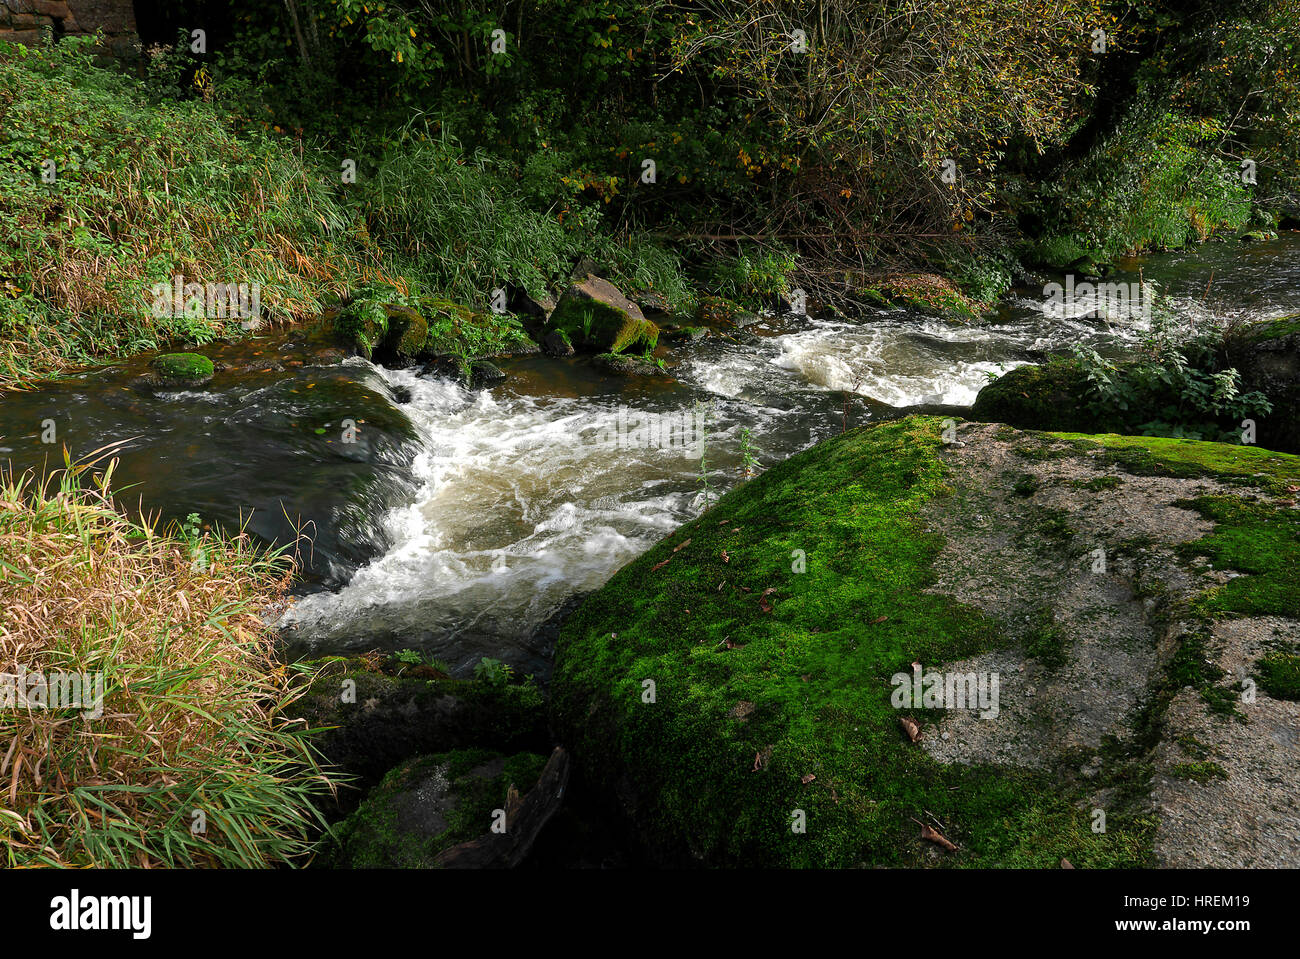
[1222,314,1300,453]
[663,326,709,345]
[969,359,1100,432]
[506,284,555,338]
[369,305,428,366]
[466,359,507,389]
[541,329,574,357]
[635,290,672,317]
[286,656,549,809]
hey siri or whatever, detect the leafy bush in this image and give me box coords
[1070,298,1271,441]
[1030,107,1253,263]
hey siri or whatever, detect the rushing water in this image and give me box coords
[3,236,1297,676]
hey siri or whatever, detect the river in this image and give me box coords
[2,236,1297,678]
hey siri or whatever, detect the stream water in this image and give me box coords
[3,236,1297,677]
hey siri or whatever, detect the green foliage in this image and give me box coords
[473,657,514,687]
[0,36,364,385]
[1069,303,1271,441]
[1030,107,1253,262]
[707,246,798,307]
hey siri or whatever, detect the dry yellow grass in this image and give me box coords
[0,453,336,867]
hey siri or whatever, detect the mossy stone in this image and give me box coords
[150,352,214,387]
[329,749,548,868]
[549,275,659,354]
[970,360,1102,432]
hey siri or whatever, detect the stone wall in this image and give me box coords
[0,0,138,58]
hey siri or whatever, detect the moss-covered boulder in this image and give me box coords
[552,417,1300,867]
[548,275,659,354]
[328,749,548,868]
[1222,314,1300,453]
[287,657,548,800]
[149,352,214,388]
[969,359,1103,431]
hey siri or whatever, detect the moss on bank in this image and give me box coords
[551,417,1152,867]
[1047,432,1300,497]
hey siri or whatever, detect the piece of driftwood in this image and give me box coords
[432,746,571,869]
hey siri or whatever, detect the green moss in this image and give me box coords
[552,415,1151,867]
[1238,313,1300,341]
[1176,497,1300,618]
[1165,626,1241,717]
[550,298,659,354]
[1049,432,1300,497]
[150,352,214,386]
[1024,610,1069,669]
[1072,475,1123,491]
[1170,761,1228,783]
[971,361,1099,432]
[1256,652,1300,700]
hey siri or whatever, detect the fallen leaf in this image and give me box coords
[831,787,840,804]
[900,716,921,742]
[919,823,958,851]
[801,773,816,785]
[716,580,726,591]
[728,700,755,720]
[752,745,774,772]
[872,615,888,624]
[673,538,692,553]
[651,557,671,572]
[1060,858,1074,869]
[721,549,730,563]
